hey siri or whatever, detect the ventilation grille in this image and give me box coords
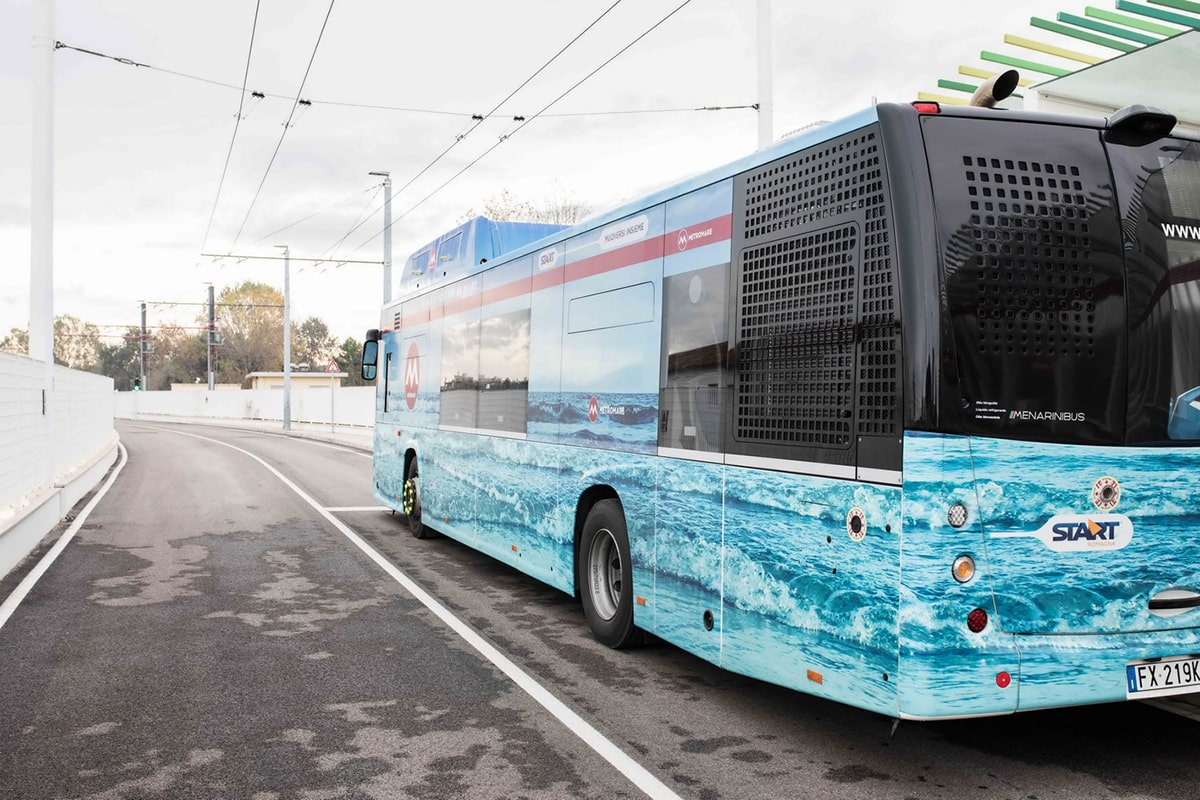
[858,184,898,436]
[961,156,1096,358]
[737,128,899,444]
[744,131,885,241]
[736,225,856,447]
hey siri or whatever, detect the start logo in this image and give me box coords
[404,342,420,410]
[991,513,1134,553]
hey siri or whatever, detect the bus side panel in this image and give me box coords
[898,431,1019,718]
[653,458,724,664]
[419,429,574,595]
[719,468,899,717]
[556,209,666,456]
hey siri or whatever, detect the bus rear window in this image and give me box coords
[922,116,1128,444]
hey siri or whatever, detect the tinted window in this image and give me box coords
[1110,137,1200,442]
[659,263,729,451]
[923,117,1127,444]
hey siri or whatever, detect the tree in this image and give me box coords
[209,281,287,385]
[94,328,141,391]
[146,324,208,390]
[296,316,336,369]
[0,327,27,356]
[55,315,103,370]
[457,183,592,225]
[335,336,372,387]
[0,317,100,369]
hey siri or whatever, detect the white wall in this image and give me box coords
[0,353,117,577]
[113,384,376,428]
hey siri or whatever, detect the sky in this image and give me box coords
[1,0,1101,350]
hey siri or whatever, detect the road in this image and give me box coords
[0,420,1197,800]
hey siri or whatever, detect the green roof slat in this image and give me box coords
[1115,0,1200,28]
[937,78,978,93]
[1057,11,1159,43]
[1085,5,1184,34]
[1031,16,1140,50]
[1150,0,1200,15]
[980,50,1072,76]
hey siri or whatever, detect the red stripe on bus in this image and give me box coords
[413,213,732,322]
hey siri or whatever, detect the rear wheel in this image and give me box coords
[402,458,429,539]
[579,499,638,648]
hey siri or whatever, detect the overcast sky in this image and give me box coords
[3,0,1090,349]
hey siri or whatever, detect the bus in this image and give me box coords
[360,80,1200,720]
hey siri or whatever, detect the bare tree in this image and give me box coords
[458,183,592,225]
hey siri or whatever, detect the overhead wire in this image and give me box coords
[228,0,337,251]
[249,183,381,249]
[351,0,698,257]
[322,0,625,263]
[199,0,262,256]
[55,37,745,120]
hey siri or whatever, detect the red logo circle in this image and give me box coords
[404,342,420,410]
[588,396,599,423]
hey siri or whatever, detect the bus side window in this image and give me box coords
[659,263,730,451]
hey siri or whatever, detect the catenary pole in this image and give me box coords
[370,171,392,304]
[757,0,774,148]
[31,0,55,485]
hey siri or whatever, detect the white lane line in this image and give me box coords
[0,443,130,631]
[325,506,390,512]
[164,428,682,800]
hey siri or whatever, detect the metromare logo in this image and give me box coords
[990,513,1134,552]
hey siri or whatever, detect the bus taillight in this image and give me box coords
[912,101,941,114]
[967,608,989,633]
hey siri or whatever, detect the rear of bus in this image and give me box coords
[878,102,1200,718]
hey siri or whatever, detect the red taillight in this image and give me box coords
[967,608,989,633]
[996,671,1012,689]
[912,101,941,114]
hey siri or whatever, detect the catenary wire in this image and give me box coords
[320,0,625,262]
[351,0,697,257]
[228,0,337,251]
[200,0,261,256]
[54,39,747,119]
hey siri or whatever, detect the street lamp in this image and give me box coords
[275,244,291,431]
[369,171,392,303]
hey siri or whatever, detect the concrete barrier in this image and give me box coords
[0,353,117,578]
[113,384,376,428]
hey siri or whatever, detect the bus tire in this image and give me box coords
[579,499,639,649]
[402,458,429,539]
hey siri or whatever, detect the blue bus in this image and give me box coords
[361,90,1200,719]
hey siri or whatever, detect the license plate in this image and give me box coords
[1126,655,1200,699]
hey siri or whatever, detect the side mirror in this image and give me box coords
[361,338,379,382]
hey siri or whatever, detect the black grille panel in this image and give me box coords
[961,156,1096,358]
[736,225,857,447]
[734,126,899,456]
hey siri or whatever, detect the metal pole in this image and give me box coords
[140,301,147,390]
[31,0,54,368]
[370,171,392,303]
[757,0,774,149]
[278,245,292,431]
[31,0,55,487]
[207,284,215,390]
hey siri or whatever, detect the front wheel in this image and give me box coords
[579,499,639,648]
[402,458,430,539]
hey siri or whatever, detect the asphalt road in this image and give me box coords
[1,420,1197,800]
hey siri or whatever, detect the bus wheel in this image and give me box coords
[580,499,638,648]
[402,459,428,539]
